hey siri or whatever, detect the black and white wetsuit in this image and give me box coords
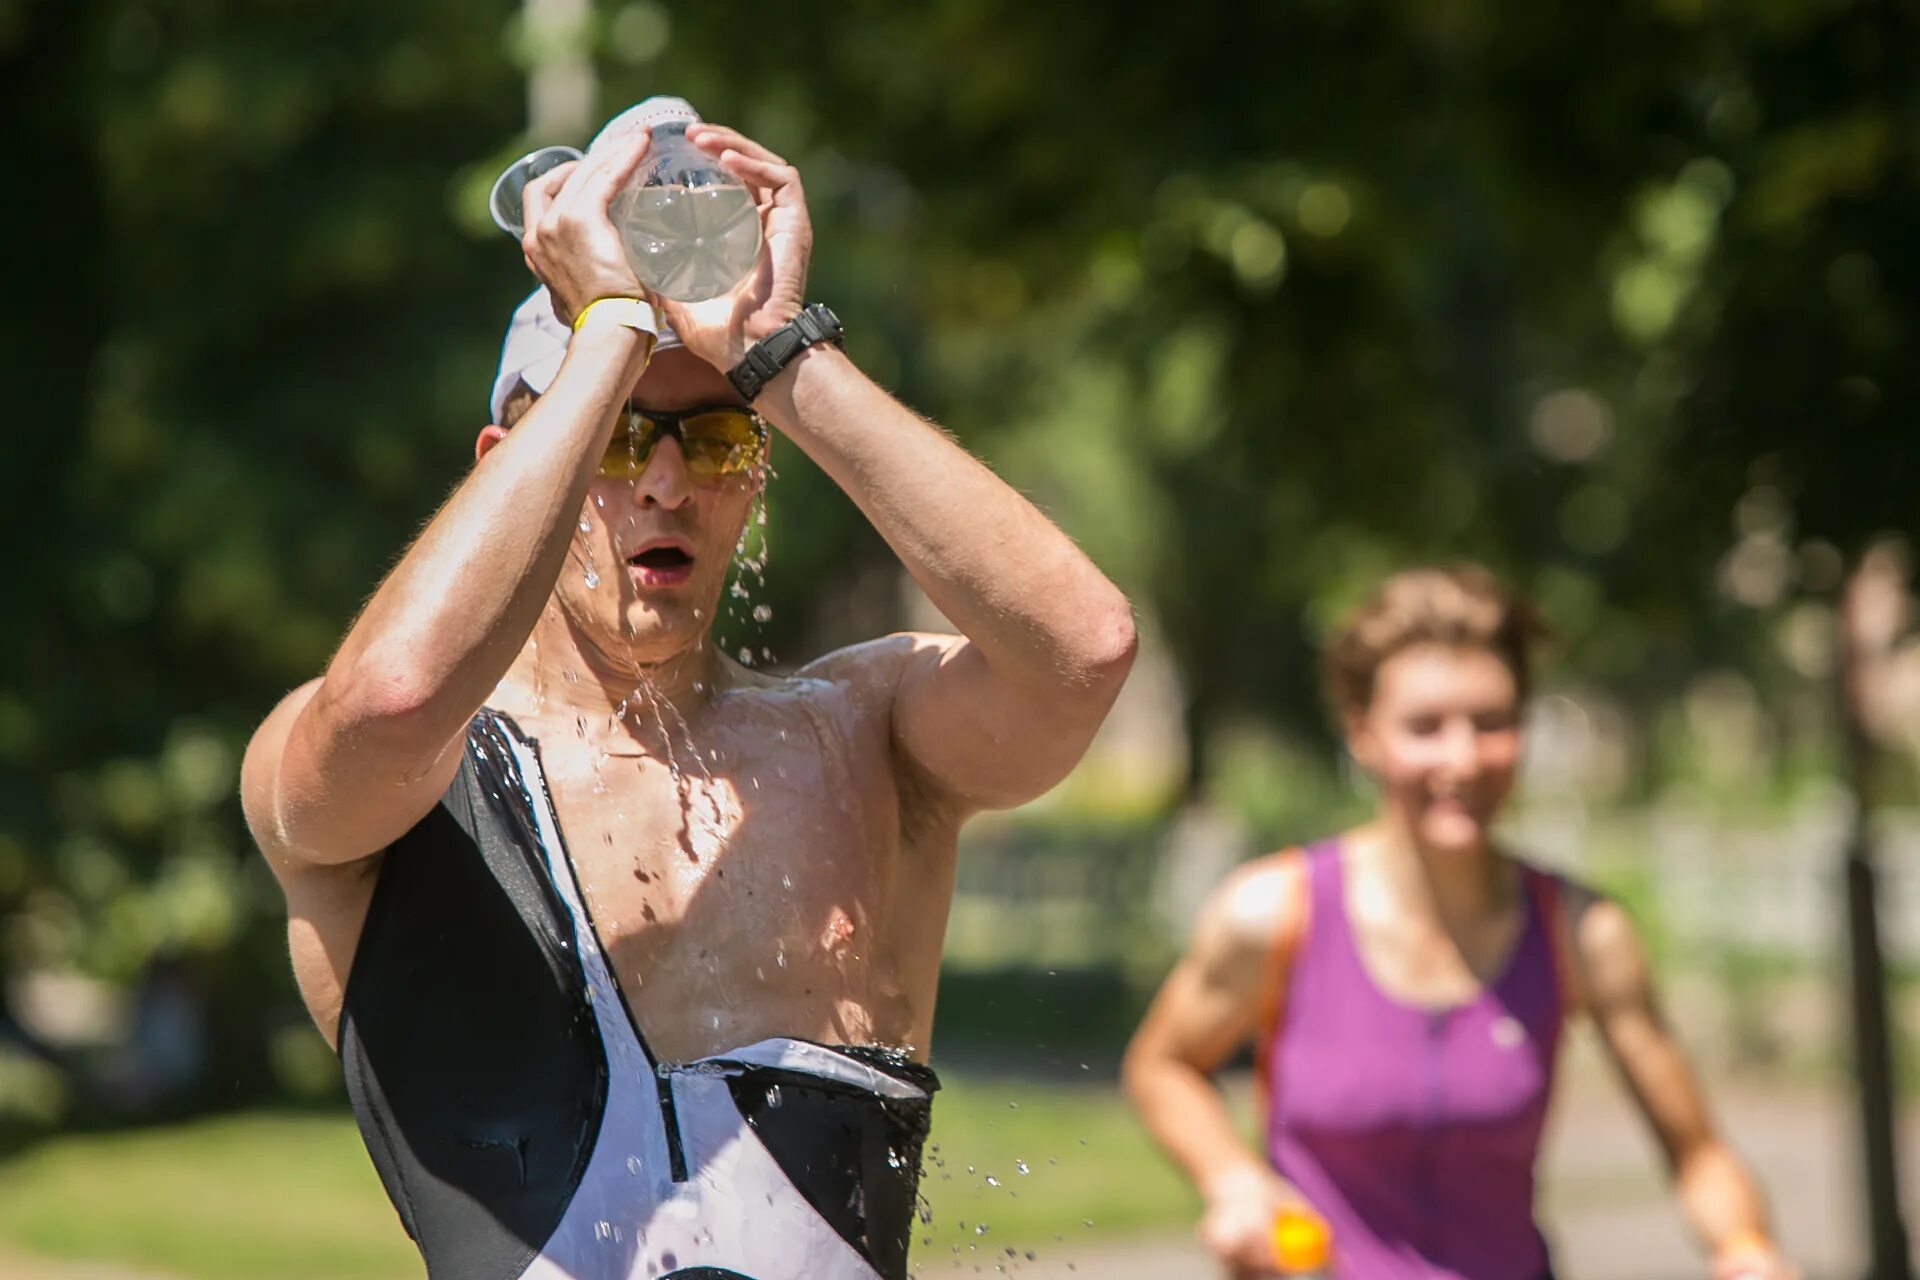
[337,710,938,1280]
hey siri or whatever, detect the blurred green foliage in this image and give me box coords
[0,0,1915,1108]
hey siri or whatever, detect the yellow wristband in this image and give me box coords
[572,296,658,339]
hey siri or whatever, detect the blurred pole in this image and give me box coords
[524,0,597,140]
[1839,554,1914,1280]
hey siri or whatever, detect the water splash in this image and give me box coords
[720,484,777,667]
[577,516,601,589]
[629,673,726,852]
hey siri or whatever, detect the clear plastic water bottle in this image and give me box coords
[591,96,762,303]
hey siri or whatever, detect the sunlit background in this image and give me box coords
[3,0,1919,1276]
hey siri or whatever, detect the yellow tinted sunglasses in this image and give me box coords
[600,405,768,480]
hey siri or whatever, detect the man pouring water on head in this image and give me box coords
[241,97,1137,1280]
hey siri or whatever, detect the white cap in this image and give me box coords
[588,94,700,152]
[488,95,699,422]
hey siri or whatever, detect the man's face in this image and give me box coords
[496,348,764,668]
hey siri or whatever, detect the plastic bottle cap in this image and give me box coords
[1273,1206,1331,1273]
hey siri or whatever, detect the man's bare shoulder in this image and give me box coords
[792,634,969,834]
[793,632,956,706]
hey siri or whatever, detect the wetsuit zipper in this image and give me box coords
[655,1062,690,1182]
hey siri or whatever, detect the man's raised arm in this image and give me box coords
[663,126,1138,814]
[241,137,655,867]
[763,347,1138,810]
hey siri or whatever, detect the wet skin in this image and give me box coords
[253,125,1136,1082]
[279,351,963,1063]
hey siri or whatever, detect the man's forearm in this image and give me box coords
[320,331,649,752]
[756,345,1134,692]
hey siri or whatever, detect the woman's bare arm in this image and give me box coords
[1123,854,1306,1276]
[1570,893,1796,1280]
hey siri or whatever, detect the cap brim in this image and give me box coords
[489,285,683,423]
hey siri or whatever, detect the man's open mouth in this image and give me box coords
[625,540,697,588]
[629,546,693,571]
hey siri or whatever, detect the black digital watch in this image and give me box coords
[725,303,845,402]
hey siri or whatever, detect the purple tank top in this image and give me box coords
[1264,841,1564,1279]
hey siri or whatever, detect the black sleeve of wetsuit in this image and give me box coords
[337,718,609,1280]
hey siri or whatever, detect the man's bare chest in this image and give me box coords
[519,700,899,976]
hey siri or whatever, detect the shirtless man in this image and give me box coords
[240,108,1137,1280]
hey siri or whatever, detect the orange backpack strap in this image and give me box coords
[1253,847,1314,1118]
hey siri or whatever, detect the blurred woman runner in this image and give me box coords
[1124,565,1792,1280]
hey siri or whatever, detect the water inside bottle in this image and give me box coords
[617,184,761,303]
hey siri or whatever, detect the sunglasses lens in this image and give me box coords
[599,413,660,477]
[680,411,765,477]
[595,409,763,479]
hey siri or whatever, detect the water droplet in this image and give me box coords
[1016,1159,1029,1175]
[974,1223,990,1236]
[578,518,592,533]
[583,563,600,588]
[738,647,754,665]
[752,604,773,623]
[984,1175,1000,1187]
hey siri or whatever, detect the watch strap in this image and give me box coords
[727,304,844,401]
